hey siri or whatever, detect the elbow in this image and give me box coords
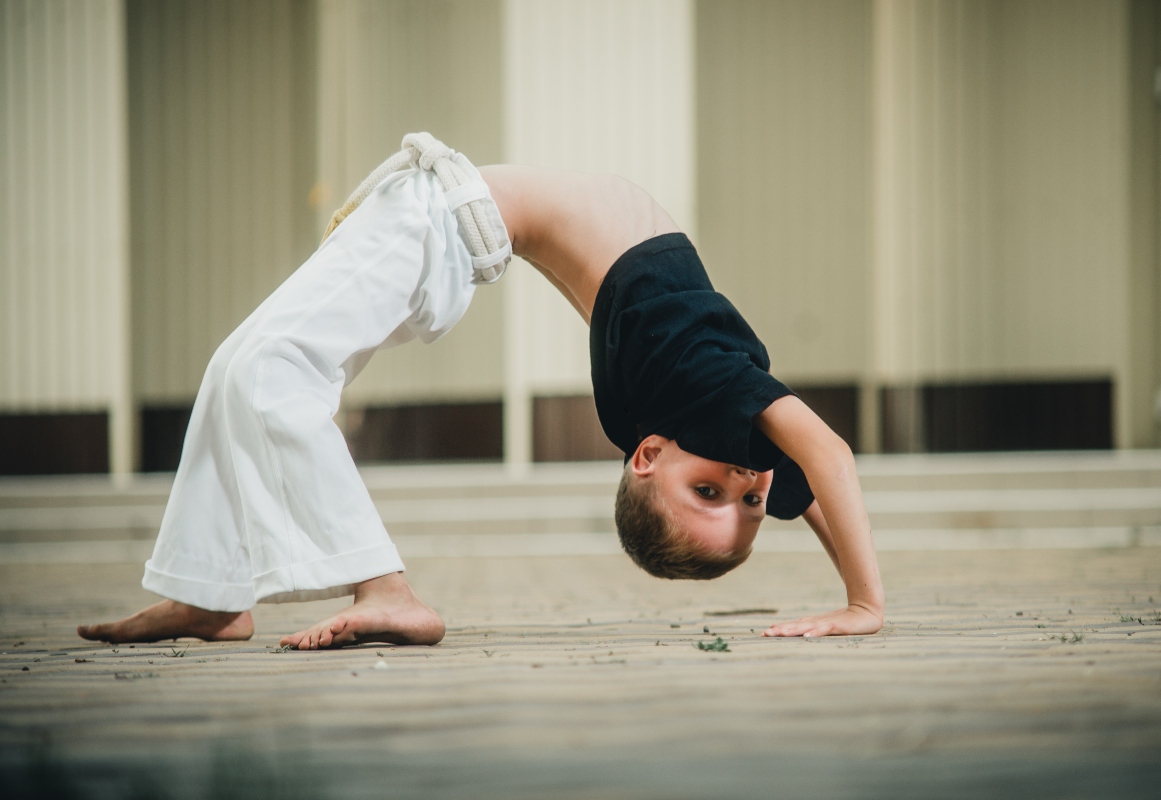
[796,432,857,491]
[823,432,856,483]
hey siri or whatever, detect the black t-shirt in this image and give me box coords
[590,233,815,520]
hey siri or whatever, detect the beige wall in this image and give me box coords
[872,0,1133,442]
[700,0,1151,447]
[870,0,996,384]
[501,0,696,463]
[698,0,872,385]
[318,0,506,406]
[990,0,1130,379]
[0,0,132,470]
[128,0,318,405]
[130,0,506,408]
[1129,0,1160,448]
[3,0,1157,472]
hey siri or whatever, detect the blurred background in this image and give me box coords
[1,0,1158,477]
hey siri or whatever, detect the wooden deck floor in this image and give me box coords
[2,548,1160,798]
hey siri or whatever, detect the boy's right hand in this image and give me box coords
[762,604,883,638]
[756,397,885,637]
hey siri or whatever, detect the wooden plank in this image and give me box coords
[0,548,1158,799]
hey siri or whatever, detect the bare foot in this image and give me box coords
[279,572,444,650]
[77,600,254,644]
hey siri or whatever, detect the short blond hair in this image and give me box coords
[614,467,750,580]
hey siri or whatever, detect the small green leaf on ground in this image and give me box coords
[696,637,730,652]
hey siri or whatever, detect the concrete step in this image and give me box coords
[1,452,1159,543]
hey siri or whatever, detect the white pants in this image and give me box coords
[143,167,494,611]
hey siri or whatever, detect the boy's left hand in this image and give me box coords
[762,605,882,638]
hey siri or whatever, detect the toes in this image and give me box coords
[78,624,108,642]
[327,619,349,646]
[283,631,313,650]
[283,616,357,650]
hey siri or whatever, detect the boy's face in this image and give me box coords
[630,435,771,557]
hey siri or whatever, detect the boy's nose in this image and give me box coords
[730,467,758,486]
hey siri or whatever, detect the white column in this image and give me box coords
[108,0,133,480]
[500,0,696,465]
[0,0,134,474]
[502,260,533,470]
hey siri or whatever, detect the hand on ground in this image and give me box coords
[762,605,882,638]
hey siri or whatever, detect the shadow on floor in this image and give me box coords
[3,737,1159,800]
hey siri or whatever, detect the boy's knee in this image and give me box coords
[219,335,275,420]
[221,334,336,434]
[200,333,249,399]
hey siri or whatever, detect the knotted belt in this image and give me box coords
[321,132,512,285]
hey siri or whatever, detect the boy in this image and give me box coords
[483,166,883,640]
[78,134,882,649]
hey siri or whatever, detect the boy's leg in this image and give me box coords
[82,163,490,645]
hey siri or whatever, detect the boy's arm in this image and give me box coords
[756,396,884,637]
[801,501,840,573]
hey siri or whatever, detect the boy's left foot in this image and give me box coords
[77,600,254,644]
[279,572,445,650]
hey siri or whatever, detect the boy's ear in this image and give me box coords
[630,435,668,478]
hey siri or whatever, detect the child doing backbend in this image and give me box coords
[78,134,883,649]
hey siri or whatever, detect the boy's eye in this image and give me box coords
[744,494,763,507]
[694,486,718,500]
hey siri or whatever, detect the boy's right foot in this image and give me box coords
[77,600,254,644]
[279,572,444,650]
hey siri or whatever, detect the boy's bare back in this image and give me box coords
[479,165,680,321]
